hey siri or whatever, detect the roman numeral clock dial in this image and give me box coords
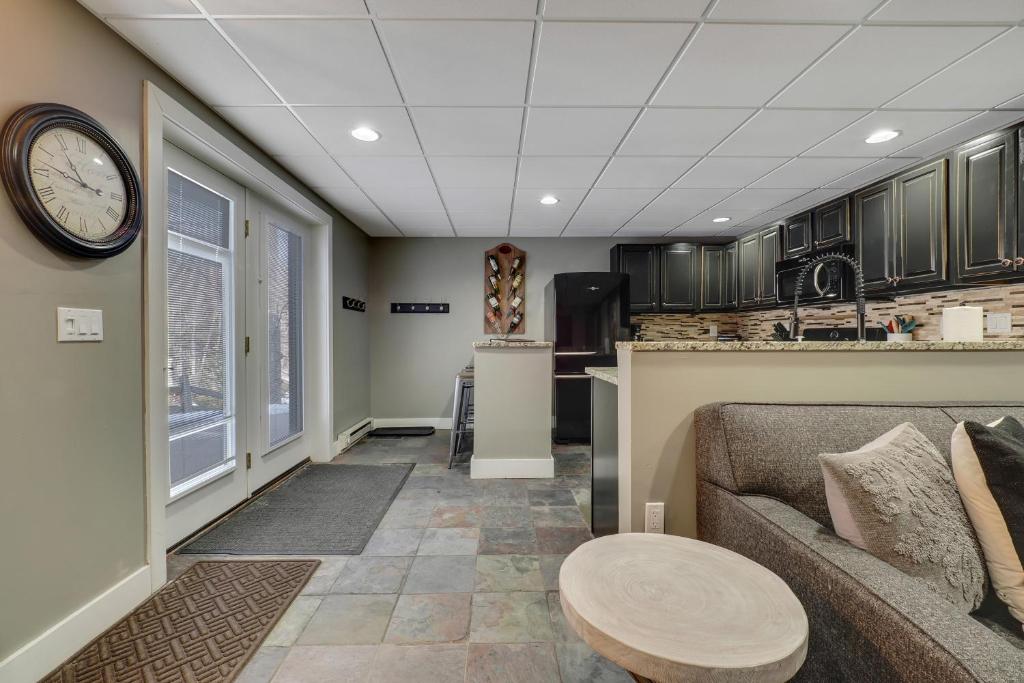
[1,104,142,258]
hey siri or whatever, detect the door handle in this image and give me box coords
[554,374,592,380]
[1015,257,1024,267]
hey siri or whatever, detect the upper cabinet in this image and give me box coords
[700,243,737,310]
[953,130,1023,283]
[782,213,812,258]
[737,226,779,309]
[660,243,698,311]
[854,160,948,293]
[611,244,659,312]
[813,198,850,250]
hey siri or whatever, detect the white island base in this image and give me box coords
[471,340,554,479]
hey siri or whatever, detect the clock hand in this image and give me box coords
[63,150,86,185]
[57,153,103,196]
[39,160,77,183]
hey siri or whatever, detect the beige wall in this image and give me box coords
[0,0,368,660]
[619,349,1024,537]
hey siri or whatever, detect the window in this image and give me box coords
[267,222,303,446]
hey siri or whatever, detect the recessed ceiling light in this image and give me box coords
[712,216,730,223]
[350,126,381,142]
[865,129,900,144]
[539,195,559,205]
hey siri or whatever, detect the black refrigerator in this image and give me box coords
[544,272,630,443]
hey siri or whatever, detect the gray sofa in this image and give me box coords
[695,402,1024,683]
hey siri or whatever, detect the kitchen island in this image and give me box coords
[606,340,1024,537]
[471,340,553,479]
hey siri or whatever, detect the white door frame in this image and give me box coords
[143,82,333,590]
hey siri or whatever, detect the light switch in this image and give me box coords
[57,307,103,342]
[987,312,1012,335]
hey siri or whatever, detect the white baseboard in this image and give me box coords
[372,417,453,430]
[0,566,151,683]
[470,456,554,479]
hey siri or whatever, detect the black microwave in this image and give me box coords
[777,260,847,305]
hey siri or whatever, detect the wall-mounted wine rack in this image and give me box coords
[483,242,526,335]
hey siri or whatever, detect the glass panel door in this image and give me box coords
[267,222,303,446]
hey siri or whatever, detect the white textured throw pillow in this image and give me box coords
[952,417,1024,630]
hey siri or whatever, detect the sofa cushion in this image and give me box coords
[712,403,958,527]
[819,422,987,613]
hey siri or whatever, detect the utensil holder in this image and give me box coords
[886,332,913,342]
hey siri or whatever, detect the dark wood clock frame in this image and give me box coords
[1,103,143,258]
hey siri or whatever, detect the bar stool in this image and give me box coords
[448,368,474,468]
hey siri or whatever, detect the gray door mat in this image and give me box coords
[178,463,413,555]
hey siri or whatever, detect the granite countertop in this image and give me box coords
[473,340,554,349]
[585,367,618,385]
[617,340,1024,352]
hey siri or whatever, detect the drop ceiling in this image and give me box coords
[79,0,1024,238]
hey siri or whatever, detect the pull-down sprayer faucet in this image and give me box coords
[790,253,867,343]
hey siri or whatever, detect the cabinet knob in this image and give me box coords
[1015,257,1024,267]
[1001,258,1013,267]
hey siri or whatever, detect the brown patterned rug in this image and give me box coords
[43,560,318,683]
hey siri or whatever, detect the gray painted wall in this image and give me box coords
[369,237,636,420]
[0,0,369,659]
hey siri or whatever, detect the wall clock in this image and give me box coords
[1,103,143,258]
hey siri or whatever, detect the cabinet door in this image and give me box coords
[854,180,895,292]
[759,227,779,303]
[723,242,738,308]
[615,245,659,312]
[661,243,697,311]
[954,131,1018,282]
[700,246,724,309]
[782,213,812,258]
[738,233,760,308]
[894,159,948,288]
[814,198,850,249]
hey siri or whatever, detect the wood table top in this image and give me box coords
[558,534,808,683]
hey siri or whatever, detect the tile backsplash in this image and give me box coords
[633,283,1024,341]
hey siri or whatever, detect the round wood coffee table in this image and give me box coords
[559,534,808,683]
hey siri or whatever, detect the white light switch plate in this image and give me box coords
[645,502,664,534]
[987,312,1012,335]
[57,307,103,342]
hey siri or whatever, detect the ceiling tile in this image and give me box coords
[380,21,534,105]
[298,107,420,155]
[338,156,435,187]
[769,188,848,216]
[894,110,1024,159]
[596,157,699,188]
[215,106,321,155]
[674,209,765,232]
[709,0,878,21]
[578,188,661,215]
[368,0,538,18]
[311,187,377,211]
[998,93,1024,109]
[712,109,866,157]
[510,226,566,236]
[413,108,524,155]
[454,226,512,237]
[386,211,453,234]
[516,157,608,188]
[566,213,633,229]
[512,188,586,228]
[273,155,355,188]
[674,157,787,188]
[523,108,638,155]
[619,108,754,156]
[363,186,445,213]
[869,0,1024,23]
[219,19,401,104]
[772,26,1004,108]
[750,157,877,189]
[615,226,672,237]
[81,0,198,14]
[562,226,619,237]
[823,157,919,189]
[805,110,979,157]
[202,0,368,13]
[627,188,734,226]
[543,0,707,19]
[108,19,277,104]
[713,188,809,211]
[655,24,846,107]
[349,214,402,236]
[440,188,514,212]
[888,29,1024,110]
[450,212,512,230]
[531,22,692,105]
[429,157,518,188]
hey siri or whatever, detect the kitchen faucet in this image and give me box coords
[790,253,867,342]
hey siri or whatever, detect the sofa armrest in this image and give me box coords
[698,481,1024,683]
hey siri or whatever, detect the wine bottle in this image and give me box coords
[510,272,523,289]
[488,274,500,292]
[508,311,522,332]
[486,293,502,316]
[511,256,521,270]
[486,309,502,333]
[509,294,523,310]
[488,256,500,274]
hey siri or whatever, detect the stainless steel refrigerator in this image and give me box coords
[543,272,630,443]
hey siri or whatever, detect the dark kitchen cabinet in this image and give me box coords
[700,244,736,310]
[611,245,659,312]
[854,180,895,292]
[759,226,779,303]
[782,213,812,258]
[814,197,850,249]
[737,227,779,308]
[953,130,1021,283]
[660,243,698,311]
[894,159,948,288]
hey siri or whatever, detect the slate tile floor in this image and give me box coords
[168,431,631,683]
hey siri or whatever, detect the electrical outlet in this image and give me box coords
[987,312,1012,335]
[645,502,665,534]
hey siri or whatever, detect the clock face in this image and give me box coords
[27,126,127,241]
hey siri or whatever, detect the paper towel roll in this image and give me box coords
[942,306,984,342]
